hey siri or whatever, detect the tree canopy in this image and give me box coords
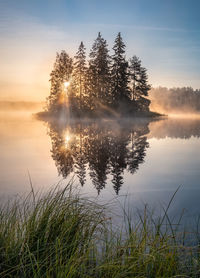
[46,32,151,117]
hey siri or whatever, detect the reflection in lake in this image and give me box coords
[48,120,149,194]
[1,112,200,221]
[148,117,200,139]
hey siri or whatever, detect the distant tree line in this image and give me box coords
[149,87,200,113]
[46,32,151,117]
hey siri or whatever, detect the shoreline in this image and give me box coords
[35,110,165,123]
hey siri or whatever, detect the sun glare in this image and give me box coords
[65,133,71,147]
[64,81,70,88]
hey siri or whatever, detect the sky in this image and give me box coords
[0,0,200,101]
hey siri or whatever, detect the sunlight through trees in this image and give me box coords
[46,32,151,117]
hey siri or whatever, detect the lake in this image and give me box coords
[1,110,200,224]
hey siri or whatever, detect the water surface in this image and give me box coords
[1,110,200,221]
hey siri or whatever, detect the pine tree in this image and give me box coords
[129,56,141,101]
[73,42,87,111]
[129,55,151,111]
[88,32,111,107]
[46,33,152,117]
[111,32,130,105]
[84,65,96,112]
[47,51,73,113]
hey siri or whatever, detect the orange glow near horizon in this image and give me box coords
[168,113,200,119]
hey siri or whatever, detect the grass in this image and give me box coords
[0,183,200,277]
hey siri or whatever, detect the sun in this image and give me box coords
[64,81,70,88]
[64,133,71,147]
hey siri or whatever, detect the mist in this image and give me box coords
[149,87,200,116]
[0,101,44,112]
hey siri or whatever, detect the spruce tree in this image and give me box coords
[88,32,111,107]
[129,55,151,111]
[47,51,73,113]
[129,56,141,101]
[111,32,130,105]
[138,67,151,111]
[84,65,96,112]
[73,42,87,111]
[46,33,152,116]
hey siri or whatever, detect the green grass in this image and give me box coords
[0,184,200,277]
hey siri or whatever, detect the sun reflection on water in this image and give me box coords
[64,133,71,147]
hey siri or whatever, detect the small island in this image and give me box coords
[39,32,160,120]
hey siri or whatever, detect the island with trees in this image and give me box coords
[39,32,160,119]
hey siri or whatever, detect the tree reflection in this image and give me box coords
[48,120,150,194]
[74,132,87,186]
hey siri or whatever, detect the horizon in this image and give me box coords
[0,0,200,101]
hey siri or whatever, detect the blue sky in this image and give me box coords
[0,0,200,101]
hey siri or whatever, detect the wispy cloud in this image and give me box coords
[80,22,200,34]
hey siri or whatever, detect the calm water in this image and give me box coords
[1,110,200,221]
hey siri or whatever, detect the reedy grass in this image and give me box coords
[0,183,200,277]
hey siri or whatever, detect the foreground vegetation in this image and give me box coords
[0,184,200,277]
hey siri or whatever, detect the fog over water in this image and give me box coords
[0,107,200,227]
[149,87,200,116]
[0,101,44,111]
